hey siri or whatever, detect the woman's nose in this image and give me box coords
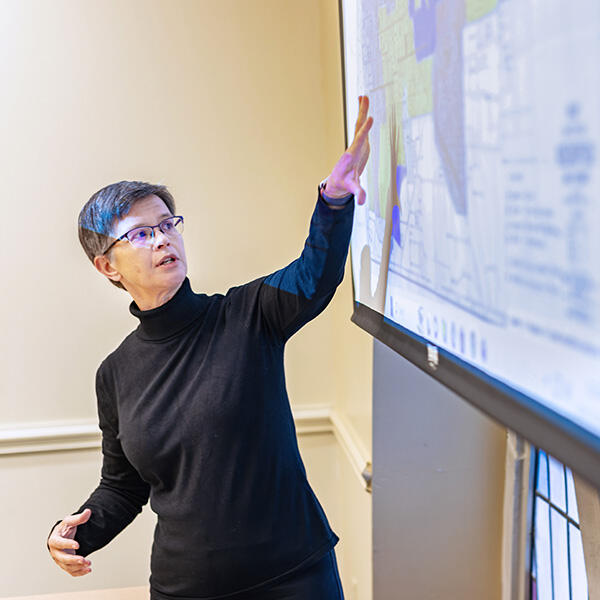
[152,226,170,248]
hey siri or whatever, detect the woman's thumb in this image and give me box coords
[78,508,92,523]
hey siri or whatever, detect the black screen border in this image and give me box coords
[338,0,600,489]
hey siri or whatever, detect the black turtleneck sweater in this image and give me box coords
[59,194,354,599]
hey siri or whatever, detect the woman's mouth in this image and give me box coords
[157,256,178,267]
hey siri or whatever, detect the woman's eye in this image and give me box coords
[163,221,174,231]
[132,230,147,241]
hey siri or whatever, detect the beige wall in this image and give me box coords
[318,0,373,466]
[4,448,155,596]
[1,0,373,597]
[2,431,366,598]
[0,0,371,426]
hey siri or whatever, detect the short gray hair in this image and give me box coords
[78,180,176,290]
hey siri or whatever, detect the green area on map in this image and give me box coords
[466,0,498,22]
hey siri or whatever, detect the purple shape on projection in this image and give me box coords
[392,165,406,246]
[392,205,401,246]
[396,164,407,201]
[409,0,440,62]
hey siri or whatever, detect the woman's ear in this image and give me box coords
[93,254,122,285]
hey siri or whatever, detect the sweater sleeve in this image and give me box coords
[259,190,354,342]
[47,364,150,557]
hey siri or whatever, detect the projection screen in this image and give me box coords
[340,0,600,488]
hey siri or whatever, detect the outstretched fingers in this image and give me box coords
[351,115,374,153]
[354,95,370,137]
[325,95,372,204]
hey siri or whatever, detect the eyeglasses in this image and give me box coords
[103,215,184,255]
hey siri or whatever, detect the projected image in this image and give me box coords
[343,0,600,436]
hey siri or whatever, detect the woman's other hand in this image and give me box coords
[324,95,374,206]
[47,508,93,577]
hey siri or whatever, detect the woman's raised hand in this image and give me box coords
[47,508,93,577]
[323,95,374,206]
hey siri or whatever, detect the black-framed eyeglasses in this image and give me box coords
[103,215,184,255]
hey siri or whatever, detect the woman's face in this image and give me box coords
[95,194,188,309]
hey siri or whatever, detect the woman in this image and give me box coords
[47,96,373,599]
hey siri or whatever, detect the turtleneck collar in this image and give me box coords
[129,277,207,341]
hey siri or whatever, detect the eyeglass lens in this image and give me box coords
[127,217,184,247]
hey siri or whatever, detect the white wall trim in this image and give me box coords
[292,406,333,435]
[330,410,372,491]
[0,410,372,491]
[0,421,101,455]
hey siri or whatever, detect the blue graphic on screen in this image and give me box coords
[409,0,438,61]
[344,0,600,437]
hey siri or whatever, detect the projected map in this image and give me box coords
[343,0,600,435]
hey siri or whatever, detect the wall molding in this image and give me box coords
[0,409,372,491]
[0,421,101,456]
[292,406,333,436]
[330,410,373,492]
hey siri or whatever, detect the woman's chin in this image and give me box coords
[159,267,186,288]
